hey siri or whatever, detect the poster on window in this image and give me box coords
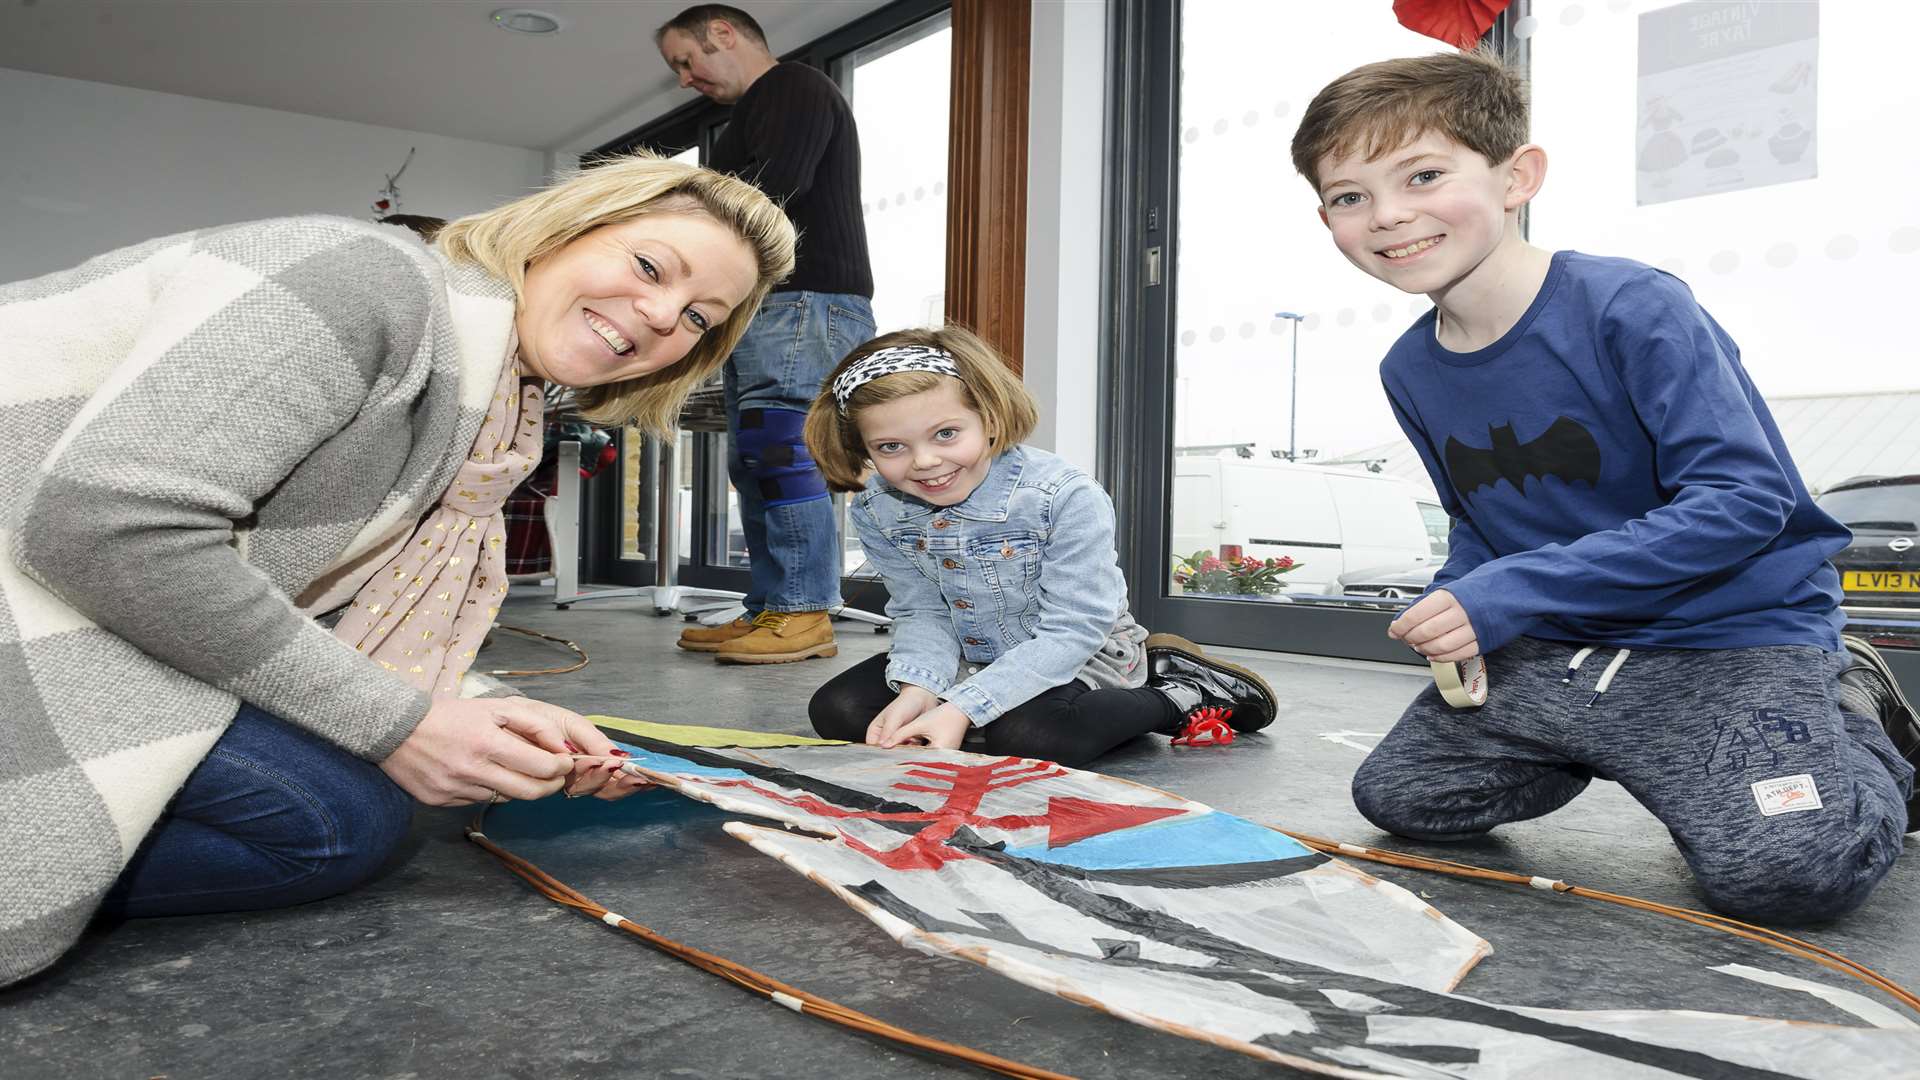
[1636,1,1817,206]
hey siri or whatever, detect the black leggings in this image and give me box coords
[808,653,1177,769]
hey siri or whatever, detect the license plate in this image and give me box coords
[1844,570,1920,593]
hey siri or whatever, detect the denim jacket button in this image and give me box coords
[965,637,984,645]
[942,558,960,570]
[915,539,927,550]
[932,519,951,529]
[954,599,972,609]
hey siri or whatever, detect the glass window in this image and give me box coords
[1528,2,1920,644]
[843,13,952,332]
[1169,1,1441,605]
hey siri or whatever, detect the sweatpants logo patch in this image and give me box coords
[1751,774,1824,816]
[1704,708,1815,776]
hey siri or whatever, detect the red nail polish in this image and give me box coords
[608,748,631,757]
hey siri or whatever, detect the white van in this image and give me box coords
[1170,456,1445,595]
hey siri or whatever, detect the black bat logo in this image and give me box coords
[1444,417,1601,503]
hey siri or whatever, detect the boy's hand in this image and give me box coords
[868,685,941,746]
[880,703,972,751]
[1388,589,1480,663]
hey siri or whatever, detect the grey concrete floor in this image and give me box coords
[3,584,1916,1079]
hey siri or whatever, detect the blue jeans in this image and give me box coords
[724,291,875,613]
[100,704,415,919]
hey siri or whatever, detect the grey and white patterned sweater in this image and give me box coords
[0,216,516,985]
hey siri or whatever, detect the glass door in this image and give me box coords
[1113,0,1459,661]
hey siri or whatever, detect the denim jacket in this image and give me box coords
[850,444,1148,725]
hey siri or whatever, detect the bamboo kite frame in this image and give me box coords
[465,816,1073,1080]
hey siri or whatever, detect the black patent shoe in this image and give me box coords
[1145,632,1278,736]
[1840,635,1920,832]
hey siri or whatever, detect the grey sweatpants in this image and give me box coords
[1353,636,1914,923]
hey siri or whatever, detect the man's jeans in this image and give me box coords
[724,291,875,614]
[101,704,415,919]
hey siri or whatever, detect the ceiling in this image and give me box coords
[0,0,893,152]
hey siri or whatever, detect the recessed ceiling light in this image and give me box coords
[491,8,563,34]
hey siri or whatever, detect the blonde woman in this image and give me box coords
[0,155,796,985]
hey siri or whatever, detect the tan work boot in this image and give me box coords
[677,615,757,653]
[714,609,838,665]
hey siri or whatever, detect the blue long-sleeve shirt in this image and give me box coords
[1382,251,1848,654]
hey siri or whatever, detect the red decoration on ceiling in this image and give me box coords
[1393,0,1515,50]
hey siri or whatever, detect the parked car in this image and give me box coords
[1328,560,1439,600]
[1816,474,1920,609]
[1170,456,1447,595]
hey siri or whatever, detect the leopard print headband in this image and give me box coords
[829,345,961,414]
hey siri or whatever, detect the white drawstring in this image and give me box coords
[1564,647,1596,683]
[1593,648,1632,695]
[1567,646,1633,707]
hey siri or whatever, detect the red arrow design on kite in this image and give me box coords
[709,757,1186,870]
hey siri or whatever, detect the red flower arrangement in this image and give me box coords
[1171,550,1301,597]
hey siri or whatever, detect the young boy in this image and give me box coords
[1291,49,1918,924]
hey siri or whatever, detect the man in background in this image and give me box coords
[657,4,876,665]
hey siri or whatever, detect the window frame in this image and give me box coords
[576,0,950,596]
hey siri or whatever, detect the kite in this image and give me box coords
[472,718,1920,1078]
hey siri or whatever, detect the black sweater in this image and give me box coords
[711,62,874,299]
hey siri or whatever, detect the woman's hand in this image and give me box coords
[868,685,940,746]
[560,751,654,802]
[880,703,972,751]
[380,697,644,806]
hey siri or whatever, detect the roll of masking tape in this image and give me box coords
[1432,655,1488,708]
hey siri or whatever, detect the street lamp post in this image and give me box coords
[1274,311,1305,461]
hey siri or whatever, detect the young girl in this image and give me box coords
[802,326,1278,768]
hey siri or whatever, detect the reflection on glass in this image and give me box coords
[840,495,873,578]
[845,14,951,331]
[1170,1,1438,606]
[620,426,649,561]
[722,467,750,568]
[1527,5,1920,646]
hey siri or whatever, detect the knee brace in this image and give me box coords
[736,407,827,508]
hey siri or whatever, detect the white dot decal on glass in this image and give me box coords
[1238,322,1255,339]
[1304,313,1322,331]
[1183,127,1199,144]
[1514,15,1539,38]
[1212,118,1230,136]
[1180,330,1196,347]
[1270,319,1288,336]
[1243,110,1260,128]
[895,192,906,205]
[1209,326,1226,343]
[1337,308,1356,327]
[1608,0,1631,11]
[1561,4,1586,25]
[1709,250,1740,274]
[1657,258,1686,275]
[934,181,945,195]
[1826,234,1858,260]
[1764,242,1796,268]
[1273,100,1291,118]
[1371,304,1392,323]
[1891,227,1920,254]
[875,197,887,212]
[1410,300,1427,315]
[861,202,870,213]
[914,186,925,201]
